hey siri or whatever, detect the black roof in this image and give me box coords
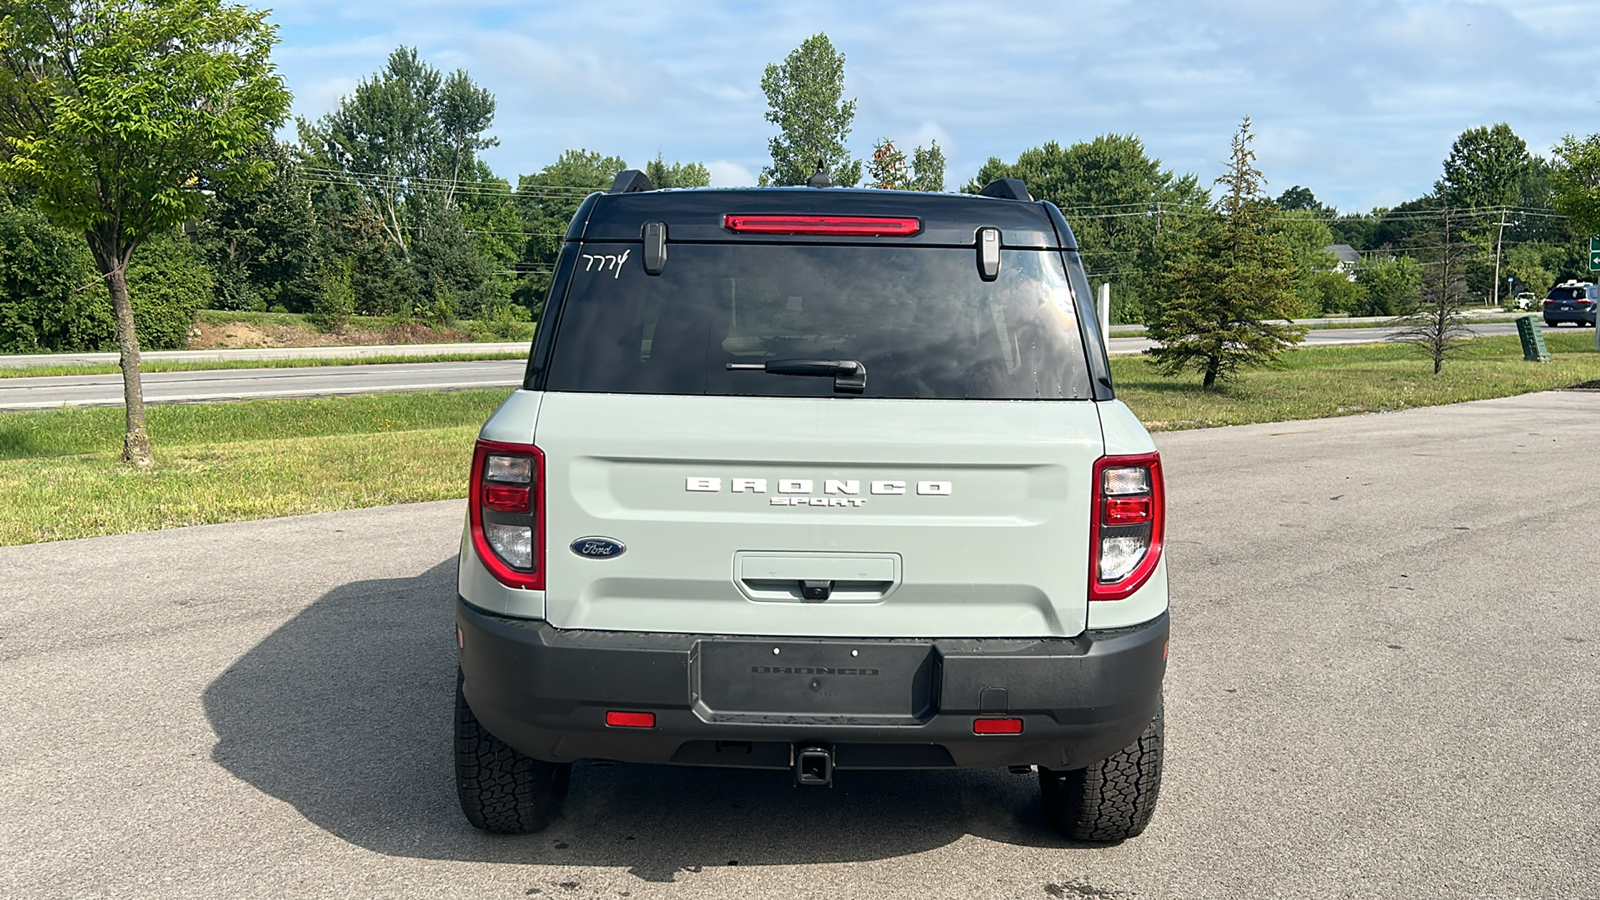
[569,187,1073,250]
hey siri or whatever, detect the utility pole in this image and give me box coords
[1491,206,1509,308]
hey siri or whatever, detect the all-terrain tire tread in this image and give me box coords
[1039,702,1163,842]
[454,673,570,834]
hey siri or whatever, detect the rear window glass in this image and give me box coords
[543,243,1092,400]
[1547,287,1585,300]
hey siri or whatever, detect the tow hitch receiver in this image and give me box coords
[795,744,834,786]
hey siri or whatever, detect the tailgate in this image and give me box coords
[533,392,1103,639]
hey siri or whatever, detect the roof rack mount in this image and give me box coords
[610,170,654,194]
[978,178,1032,202]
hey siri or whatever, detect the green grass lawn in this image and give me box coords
[0,331,1595,546]
[0,391,508,545]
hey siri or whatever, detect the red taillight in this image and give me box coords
[1104,495,1153,524]
[468,439,544,591]
[722,214,922,236]
[1579,300,1595,308]
[973,717,1024,735]
[1543,298,1555,305]
[605,711,655,728]
[483,483,530,513]
[1089,452,1165,602]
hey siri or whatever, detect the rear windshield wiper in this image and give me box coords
[726,358,867,394]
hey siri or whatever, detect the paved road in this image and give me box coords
[0,341,530,368]
[0,359,525,410]
[2,390,1595,899]
[0,323,1529,410]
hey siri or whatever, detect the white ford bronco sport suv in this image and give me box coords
[454,170,1169,841]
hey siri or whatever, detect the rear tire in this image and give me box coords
[1039,700,1163,841]
[455,671,570,833]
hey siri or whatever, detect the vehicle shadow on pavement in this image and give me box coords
[203,561,1081,881]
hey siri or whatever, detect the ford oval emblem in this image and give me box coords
[570,536,626,559]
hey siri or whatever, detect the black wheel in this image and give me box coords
[455,671,570,833]
[1039,700,1163,842]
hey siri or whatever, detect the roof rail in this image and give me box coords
[609,170,654,193]
[978,178,1032,202]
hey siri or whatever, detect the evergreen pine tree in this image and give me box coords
[1148,118,1304,389]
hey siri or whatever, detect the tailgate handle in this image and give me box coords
[734,552,901,604]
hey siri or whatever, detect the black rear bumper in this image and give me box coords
[456,598,1167,771]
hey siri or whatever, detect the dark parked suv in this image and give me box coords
[1543,281,1598,327]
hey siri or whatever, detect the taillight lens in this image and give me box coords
[468,439,544,590]
[1090,453,1164,601]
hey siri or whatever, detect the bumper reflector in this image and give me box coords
[605,711,656,728]
[973,717,1023,735]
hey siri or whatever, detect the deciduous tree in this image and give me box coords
[969,134,1208,324]
[1552,133,1600,238]
[1437,124,1531,211]
[759,33,860,187]
[299,47,497,256]
[910,141,944,192]
[0,0,291,466]
[1390,207,1474,374]
[644,153,710,189]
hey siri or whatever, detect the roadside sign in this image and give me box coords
[1590,237,1600,271]
[1516,316,1551,362]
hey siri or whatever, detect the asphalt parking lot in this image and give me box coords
[2,390,1596,899]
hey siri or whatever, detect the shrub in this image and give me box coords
[125,235,214,350]
[464,299,533,342]
[0,207,114,352]
[309,261,355,332]
[1353,256,1421,318]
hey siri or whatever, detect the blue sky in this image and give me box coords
[266,0,1599,213]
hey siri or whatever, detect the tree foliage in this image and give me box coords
[1147,118,1303,389]
[1552,133,1600,239]
[0,204,109,352]
[867,139,907,189]
[299,46,496,256]
[124,233,213,349]
[910,141,945,192]
[1437,124,1531,211]
[970,134,1208,324]
[1352,255,1420,317]
[0,0,291,465]
[196,139,317,311]
[1275,185,1325,213]
[645,153,710,189]
[759,33,860,187]
[1267,208,1339,316]
[514,149,627,316]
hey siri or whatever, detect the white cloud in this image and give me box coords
[707,159,759,187]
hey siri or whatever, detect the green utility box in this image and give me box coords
[1516,316,1550,362]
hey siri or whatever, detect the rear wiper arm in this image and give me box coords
[726,358,867,394]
